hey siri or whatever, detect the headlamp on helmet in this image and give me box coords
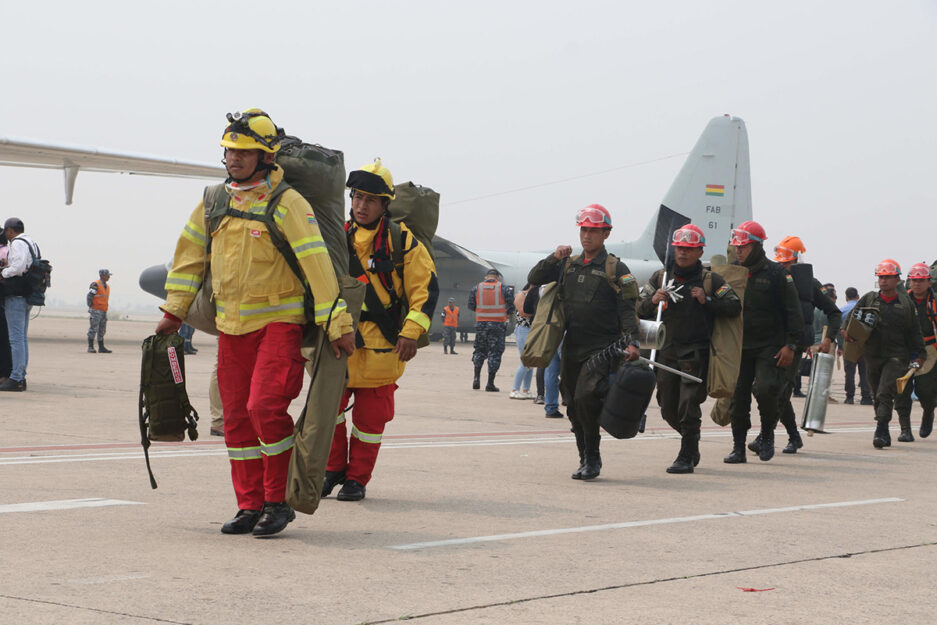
[220,109,281,153]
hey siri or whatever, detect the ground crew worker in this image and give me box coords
[893,262,936,440]
[86,269,112,353]
[748,236,840,455]
[156,109,354,537]
[468,268,514,391]
[637,224,740,473]
[441,297,459,354]
[322,159,438,502]
[849,259,925,448]
[724,221,804,463]
[528,204,640,481]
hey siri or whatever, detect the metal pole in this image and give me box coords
[638,356,702,384]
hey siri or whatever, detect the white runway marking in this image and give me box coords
[0,426,882,466]
[0,498,144,514]
[389,497,905,550]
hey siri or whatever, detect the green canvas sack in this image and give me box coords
[388,181,439,261]
[139,333,199,489]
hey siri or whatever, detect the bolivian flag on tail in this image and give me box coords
[705,184,725,197]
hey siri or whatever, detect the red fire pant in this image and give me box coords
[327,384,397,485]
[217,323,305,510]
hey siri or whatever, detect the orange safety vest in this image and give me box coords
[443,305,459,327]
[91,280,110,312]
[474,281,507,322]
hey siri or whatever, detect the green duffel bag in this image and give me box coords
[521,281,565,368]
[388,181,440,261]
[276,137,349,276]
[139,333,199,489]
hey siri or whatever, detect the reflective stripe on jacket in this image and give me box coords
[474,281,507,322]
[443,305,459,327]
[90,280,109,312]
[160,166,352,339]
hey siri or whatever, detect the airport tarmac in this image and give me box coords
[1,314,935,625]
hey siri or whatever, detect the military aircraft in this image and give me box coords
[0,115,751,338]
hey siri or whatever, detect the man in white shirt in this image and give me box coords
[0,217,39,392]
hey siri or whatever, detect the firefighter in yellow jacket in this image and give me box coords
[157,109,354,537]
[322,159,439,501]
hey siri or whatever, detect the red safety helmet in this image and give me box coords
[874,259,901,276]
[774,235,806,263]
[907,262,931,280]
[729,220,766,246]
[671,224,706,248]
[575,204,612,229]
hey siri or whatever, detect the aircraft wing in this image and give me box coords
[0,136,225,204]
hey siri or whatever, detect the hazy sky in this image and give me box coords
[2,1,935,310]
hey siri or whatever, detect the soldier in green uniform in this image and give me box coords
[723,221,804,464]
[892,263,935,440]
[637,224,741,473]
[849,259,925,448]
[748,235,840,455]
[528,204,640,481]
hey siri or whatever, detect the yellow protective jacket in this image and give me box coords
[161,166,352,340]
[347,221,438,388]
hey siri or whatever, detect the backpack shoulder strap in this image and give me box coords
[388,219,405,280]
[604,253,621,294]
[703,269,713,296]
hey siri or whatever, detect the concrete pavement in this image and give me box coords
[1,314,934,624]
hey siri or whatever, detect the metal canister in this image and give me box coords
[801,352,834,433]
[636,319,666,350]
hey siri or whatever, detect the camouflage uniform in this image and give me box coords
[468,280,515,379]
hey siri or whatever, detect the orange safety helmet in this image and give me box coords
[907,262,931,280]
[729,220,766,246]
[874,259,901,276]
[575,204,612,229]
[671,224,706,248]
[774,235,806,263]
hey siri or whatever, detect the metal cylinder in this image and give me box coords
[802,352,834,432]
[636,319,666,350]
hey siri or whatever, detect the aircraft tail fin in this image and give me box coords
[612,115,752,264]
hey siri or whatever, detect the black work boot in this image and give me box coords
[485,371,499,392]
[337,479,366,501]
[667,435,696,474]
[898,428,914,442]
[97,341,112,354]
[783,431,804,454]
[444,346,448,354]
[579,450,602,480]
[920,411,934,439]
[221,508,262,534]
[570,428,587,480]
[747,432,763,453]
[252,502,295,537]
[873,421,891,449]
[724,429,747,464]
[87,338,96,353]
[321,470,346,497]
[472,365,481,390]
[758,428,775,461]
